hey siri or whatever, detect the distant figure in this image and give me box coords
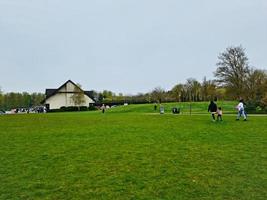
[217,107,223,121]
[208,100,217,121]
[101,104,106,114]
[172,107,180,114]
[160,104,164,114]
[154,104,157,111]
[236,99,247,121]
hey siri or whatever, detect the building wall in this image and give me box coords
[58,82,75,93]
[45,93,94,109]
[45,82,94,109]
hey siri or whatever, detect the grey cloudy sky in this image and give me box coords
[0,0,267,94]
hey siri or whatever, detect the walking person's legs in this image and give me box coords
[242,110,247,120]
[211,112,216,121]
[236,110,241,120]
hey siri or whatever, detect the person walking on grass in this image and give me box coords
[208,100,217,121]
[217,107,223,121]
[236,99,247,121]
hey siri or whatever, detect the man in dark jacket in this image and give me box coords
[208,101,217,121]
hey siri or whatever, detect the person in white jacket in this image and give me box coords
[236,99,247,121]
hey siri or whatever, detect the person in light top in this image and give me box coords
[236,99,247,121]
[101,104,106,114]
[217,107,223,121]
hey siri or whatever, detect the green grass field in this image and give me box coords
[108,101,237,114]
[0,102,266,199]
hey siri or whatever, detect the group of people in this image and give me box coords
[208,99,247,121]
[208,101,223,121]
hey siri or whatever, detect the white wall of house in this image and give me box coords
[58,81,76,93]
[45,82,94,109]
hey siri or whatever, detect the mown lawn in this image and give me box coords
[0,110,266,199]
[108,101,237,114]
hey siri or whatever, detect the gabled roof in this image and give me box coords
[41,80,95,104]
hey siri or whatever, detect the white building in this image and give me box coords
[42,80,95,110]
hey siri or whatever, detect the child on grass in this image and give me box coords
[217,107,223,121]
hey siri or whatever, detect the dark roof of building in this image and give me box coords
[41,80,95,104]
[84,91,95,99]
[45,89,57,99]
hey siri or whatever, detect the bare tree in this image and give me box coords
[185,78,201,102]
[71,84,85,111]
[261,93,267,109]
[201,77,217,101]
[214,46,250,99]
[151,87,165,103]
[171,84,183,102]
[246,69,267,101]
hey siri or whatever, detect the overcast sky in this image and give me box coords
[0,0,267,94]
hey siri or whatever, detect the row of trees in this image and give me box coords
[150,77,221,103]
[1,46,266,111]
[98,46,267,110]
[0,90,44,111]
[99,77,223,104]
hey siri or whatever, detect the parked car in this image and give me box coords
[0,110,5,115]
[34,106,47,113]
[17,108,27,113]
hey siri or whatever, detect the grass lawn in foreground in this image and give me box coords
[0,110,266,199]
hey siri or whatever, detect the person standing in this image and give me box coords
[208,100,217,121]
[160,104,164,114]
[154,104,157,111]
[101,104,106,114]
[236,99,247,121]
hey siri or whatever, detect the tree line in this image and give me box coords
[0,90,44,111]
[98,46,267,111]
[1,46,267,111]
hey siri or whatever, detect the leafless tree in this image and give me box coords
[71,84,85,111]
[214,46,250,99]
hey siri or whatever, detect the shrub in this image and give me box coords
[89,105,98,111]
[246,100,267,114]
[79,106,88,111]
[48,109,62,113]
[48,106,98,113]
[63,106,79,112]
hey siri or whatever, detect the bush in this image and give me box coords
[48,109,62,113]
[89,105,98,111]
[60,106,66,111]
[65,107,79,112]
[48,106,98,113]
[246,100,267,114]
[245,101,257,113]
